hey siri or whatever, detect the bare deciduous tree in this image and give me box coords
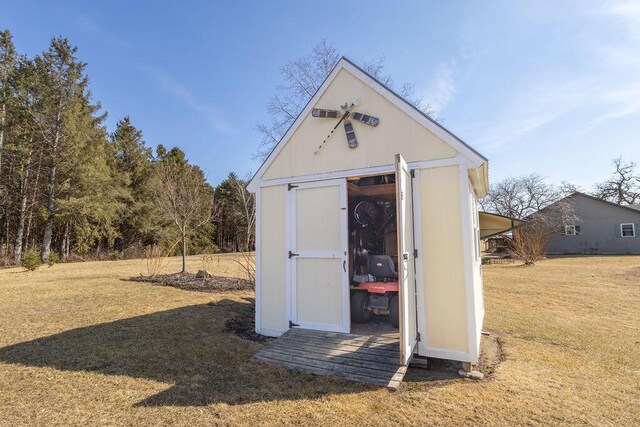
[255,40,435,160]
[479,174,563,219]
[558,181,583,197]
[149,162,214,273]
[234,178,255,251]
[593,157,640,205]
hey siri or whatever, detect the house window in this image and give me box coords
[565,225,580,235]
[621,223,635,237]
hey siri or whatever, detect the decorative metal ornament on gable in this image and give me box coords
[312,99,380,154]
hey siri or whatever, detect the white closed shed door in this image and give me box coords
[289,179,349,333]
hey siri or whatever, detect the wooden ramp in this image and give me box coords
[254,328,406,390]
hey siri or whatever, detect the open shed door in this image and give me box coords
[395,154,418,365]
[289,179,349,333]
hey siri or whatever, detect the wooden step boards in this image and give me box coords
[254,328,406,390]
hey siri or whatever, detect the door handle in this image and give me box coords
[343,260,346,272]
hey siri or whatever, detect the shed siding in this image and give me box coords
[546,194,640,254]
[419,165,469,354]
[261,68,457,181]
[259,185,287,334]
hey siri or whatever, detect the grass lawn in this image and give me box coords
[0,255,638,426]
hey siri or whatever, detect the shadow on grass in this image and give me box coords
[0,298,375,406]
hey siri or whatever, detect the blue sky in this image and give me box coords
[2,1,639,188]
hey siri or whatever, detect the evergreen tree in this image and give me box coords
[214,172,244,252]
[0,30,17,183]
[8,57,44,262]
[110,116,156,251]
[30,37,113,261]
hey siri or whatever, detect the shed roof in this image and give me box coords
[248,57,488,192]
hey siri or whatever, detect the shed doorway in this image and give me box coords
[347,154,419,367]
[347,172,400,339]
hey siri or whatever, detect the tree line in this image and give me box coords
[0,30,254,266]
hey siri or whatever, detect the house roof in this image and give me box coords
[247,56,488,192]
[534,191,640,217]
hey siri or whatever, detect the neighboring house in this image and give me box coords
[247,56,494,374]
[545,192,640,255]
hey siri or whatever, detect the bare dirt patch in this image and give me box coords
[476,332,504,378]
[222,299,273,344]
[405,332,504,384]
[129,272,253,292]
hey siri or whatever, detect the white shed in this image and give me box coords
[248,57,489,370]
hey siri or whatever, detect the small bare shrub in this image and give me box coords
[506,230,548,265]
[507,199,578,265]
[232,252,255,286]
[144,239,181,277]
[200,253,220,274]
[145,245,165,277]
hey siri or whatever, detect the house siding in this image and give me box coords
[546,194,640,254]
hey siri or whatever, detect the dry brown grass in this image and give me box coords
[0,255,638,426]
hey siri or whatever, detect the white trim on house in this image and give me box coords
[247,57,486,193]
[251,156,467,190]
[565,224,578,235]
[459,165,480,363]
[620,223,635,237]
[254,189,262,334]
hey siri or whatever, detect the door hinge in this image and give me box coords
[288,250,299,258]
[413,248,419,258]
[287,183,299,191]
[410,169,415,178]
[416,332,421,342]
[289,320,299,328]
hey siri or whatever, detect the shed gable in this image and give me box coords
[261,68,458,181]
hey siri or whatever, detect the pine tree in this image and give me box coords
[214,172,244,252]
[0,30,18,258]
[110,116,155,251]
[30,37,112,261]
[8,57,44,262]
